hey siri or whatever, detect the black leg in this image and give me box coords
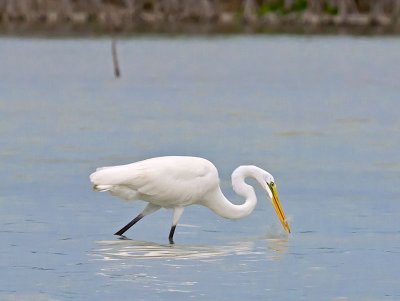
[114,213,144,236]
[168,225,176,244]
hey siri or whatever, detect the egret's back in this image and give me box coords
[90,156,220,207]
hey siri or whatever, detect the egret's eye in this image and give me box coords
[269,182,275,187]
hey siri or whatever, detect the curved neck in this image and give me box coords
[204,166,265,219]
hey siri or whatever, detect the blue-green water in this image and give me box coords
[1,36,399,300]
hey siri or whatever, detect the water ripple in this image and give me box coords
[92,237,289,261]
[93,239,257,261]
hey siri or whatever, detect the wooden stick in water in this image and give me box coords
[112,36,121,78]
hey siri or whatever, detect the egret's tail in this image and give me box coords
[90,167,115,192]
[92,184,112,192]
[90,166,139,200]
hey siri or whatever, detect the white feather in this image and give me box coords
[90,156,219,206]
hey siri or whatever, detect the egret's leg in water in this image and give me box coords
[169,207,184,244]
[114,203,161,236]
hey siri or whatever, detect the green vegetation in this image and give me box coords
[258,1,285,16]
[257,0,308,17]
[324,3,339,15]
[291,0,308,12]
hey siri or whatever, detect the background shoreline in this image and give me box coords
[1,0,400,36]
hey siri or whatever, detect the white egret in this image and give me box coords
[90,156,290,243]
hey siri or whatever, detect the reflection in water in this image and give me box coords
[92,236,289,262]
[266,238,289,261]
[91,237,289,293]
[93,239,258,261]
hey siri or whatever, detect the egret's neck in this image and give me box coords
[204,166,264,219]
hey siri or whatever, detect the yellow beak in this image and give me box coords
[268,183,291,234]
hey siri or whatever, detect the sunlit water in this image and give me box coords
[1,36,399,301]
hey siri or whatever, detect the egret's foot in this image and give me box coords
[117,235,130,240]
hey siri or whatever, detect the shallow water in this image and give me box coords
[1,36,400,300]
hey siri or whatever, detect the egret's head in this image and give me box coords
[264,174,291,234]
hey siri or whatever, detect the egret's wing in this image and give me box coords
[90,156,219,204]
[135,163,206,201]
[131,157,217,203]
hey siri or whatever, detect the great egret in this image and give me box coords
[90,156,290,243]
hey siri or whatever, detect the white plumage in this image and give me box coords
[90,156,290,243]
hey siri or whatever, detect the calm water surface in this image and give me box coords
[1,36,399,300]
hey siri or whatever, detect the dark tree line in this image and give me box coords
[1,0,400,32]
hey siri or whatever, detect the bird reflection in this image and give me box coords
[93,239,252,261]
[266,238,289,261]
[92,236,288,262]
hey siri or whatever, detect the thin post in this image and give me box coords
[111,36,121,78]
